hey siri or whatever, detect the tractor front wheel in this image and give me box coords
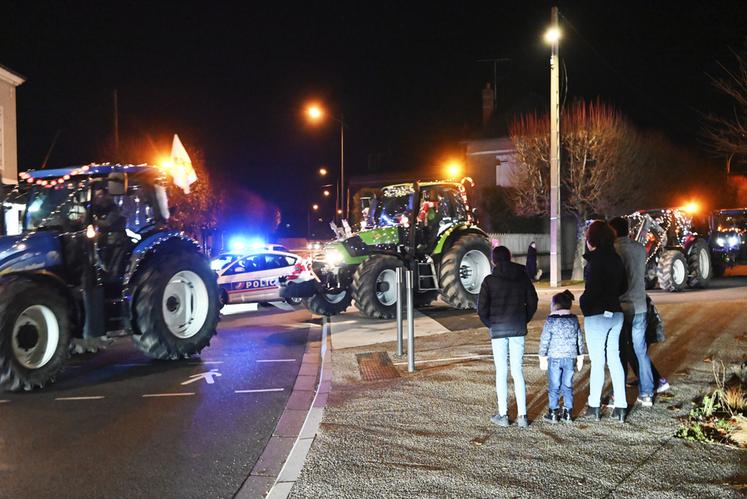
[131,247,220,359]
[656,250,688,292]
[352,255,404,319]
[303,290,353,317]
[0,276,72,391]
[439,234,492,309]
[687,239,712,288]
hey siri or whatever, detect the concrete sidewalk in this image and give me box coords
[290,299,747,498]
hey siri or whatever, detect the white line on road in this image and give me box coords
[234,388,285,394]
[142,392,195,398]
[256,359,297,363]
[55,396,105,401]
[0,400,10,404]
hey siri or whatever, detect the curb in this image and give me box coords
[234,317,331,499]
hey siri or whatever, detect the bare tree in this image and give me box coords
[509,100,647,279]
[703,47,747,174]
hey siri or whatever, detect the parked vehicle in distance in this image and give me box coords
[708,208,747,276]
[216,249,311,306]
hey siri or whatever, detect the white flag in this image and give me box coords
[169,134,198,194]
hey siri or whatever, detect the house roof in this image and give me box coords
[0,64,26,86]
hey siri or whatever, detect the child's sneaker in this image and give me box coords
[543,409,559,424]
[656,379,670,393]
[637,395,653,407]
[561,408,573,423]
[490,414,509,427]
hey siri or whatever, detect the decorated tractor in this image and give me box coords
[0,164,220,391]
[627,208,712,292]
[283,180,492,319]
[708,208,747,276]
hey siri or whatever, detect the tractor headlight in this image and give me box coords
[716,237,726,247]
[325,249,344,267]
[728,236,739,247]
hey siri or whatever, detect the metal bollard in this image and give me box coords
[395,267,404,357]
[406,269,415,372]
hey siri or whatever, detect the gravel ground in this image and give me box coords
[292,300,747,498]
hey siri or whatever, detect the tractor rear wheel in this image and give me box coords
[303,290,353,316]
[656,250,688,292]
[439,233,492,309]
[0,276,72,391]
[352,255,404,319]
[130,246,220,359]
[687,239,712,288]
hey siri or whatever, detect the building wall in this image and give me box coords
[0,78,19,184]
[464,137,518,189]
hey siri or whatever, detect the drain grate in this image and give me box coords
[356,351,401,381]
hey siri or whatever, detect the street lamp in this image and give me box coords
[312,203,319,211]
[444,159,463,179]
[323,190,330,197]
[319,167,328,176]
[304,101,346,219]
[545,6,562,288]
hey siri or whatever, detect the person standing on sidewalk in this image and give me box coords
[526,241,538,281]
[538,290,585,423]
[609,217,658,407]
[579,221,628,423]
[478,245,539,428]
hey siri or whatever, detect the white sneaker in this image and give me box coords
[637,395,653,407]
[656,380,670,394]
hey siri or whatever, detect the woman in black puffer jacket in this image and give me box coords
[580,220,628,422]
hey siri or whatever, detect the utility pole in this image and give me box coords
[340,114,345,219]
[113,89,120,160]
[549,6,562,287]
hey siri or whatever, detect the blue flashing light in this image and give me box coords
[228,236,266,253]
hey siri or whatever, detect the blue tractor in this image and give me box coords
[0,164,220,391]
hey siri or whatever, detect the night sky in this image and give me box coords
[2,1,746,233]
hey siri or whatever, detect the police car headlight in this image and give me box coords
[716,237,726,247]
[325,249,344,266]
[210,259,224,271]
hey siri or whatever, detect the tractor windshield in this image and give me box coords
[24,185,86,232]
[374,189,414,227]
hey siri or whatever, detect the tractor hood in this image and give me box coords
[0,232,63,275]
[322,226,401,266]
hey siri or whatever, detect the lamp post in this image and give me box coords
[545,7,562,288]
[305,103,346,219]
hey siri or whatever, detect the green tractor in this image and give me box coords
[284,181,492,319]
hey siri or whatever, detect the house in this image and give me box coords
[463,136,518,189]
[0,64,25,185]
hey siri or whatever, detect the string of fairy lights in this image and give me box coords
[628,209,694,264]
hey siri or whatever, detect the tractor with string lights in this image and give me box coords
[626,207,712,292]
[282,179,492,318]
[0,164,220,391]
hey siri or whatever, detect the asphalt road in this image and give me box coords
[0,304,313,499]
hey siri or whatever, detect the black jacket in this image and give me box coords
[579,246,628,317]
[478,261,539,338]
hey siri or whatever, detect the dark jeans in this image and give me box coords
[547,357,575,410]
[620,314,663,387]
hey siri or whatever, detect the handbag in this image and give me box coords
[645,295,666,344]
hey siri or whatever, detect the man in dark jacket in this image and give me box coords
[478,245,538,427]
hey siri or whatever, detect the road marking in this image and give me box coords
[181,369,222,385]
[142,392,195,398]
[55,396,105,401]
[192,361,224,365]
[234,388,285,394]
[0,400,10,404]
[256,359,296,363]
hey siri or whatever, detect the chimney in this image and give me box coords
[482,82,494,127]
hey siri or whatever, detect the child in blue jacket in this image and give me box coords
[539,290,585,423]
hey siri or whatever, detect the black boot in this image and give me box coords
[543,409,559,424]
[561,408,573,423]
[585,406,601,421]
[612,407,626,423]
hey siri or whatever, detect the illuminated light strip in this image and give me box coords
[55,396,105,401]
[256,359,296,363]
[142,392,195,398]
[234,388,285,394]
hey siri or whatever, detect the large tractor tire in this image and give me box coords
[130,245,220,360]
[352,255,404,319]
[712,257,727,278]
[0,276,72,391]
[439,233,492,309]
[656,250,688,292]
[303,290,353,317]
[687,239,713,289]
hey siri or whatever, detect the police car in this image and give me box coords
[216,249,311,306]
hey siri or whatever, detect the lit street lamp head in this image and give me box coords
[319,167,328,176]
[312,204,319,211]
[306,104,324,122]
[544,27,561,44]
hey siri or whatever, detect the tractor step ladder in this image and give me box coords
[417,259,440,291]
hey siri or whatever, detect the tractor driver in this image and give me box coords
[92,174,130,277]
